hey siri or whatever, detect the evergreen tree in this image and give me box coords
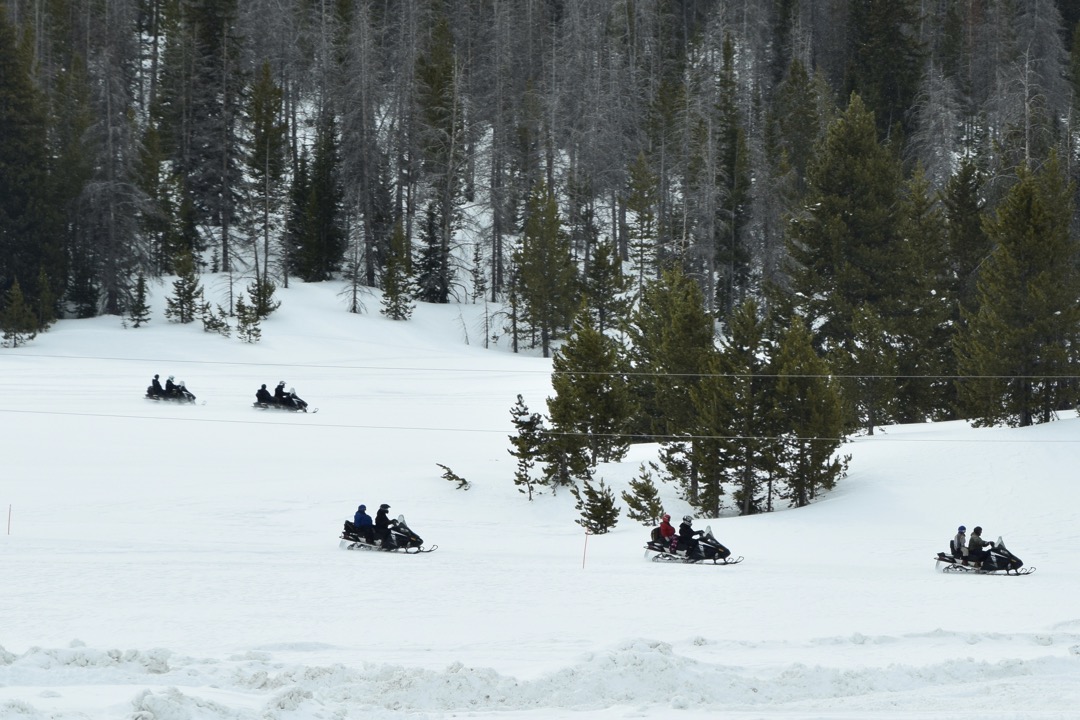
[0,8,61,316]
[714,34,752,320]
[247,61,287,288]
[956,156,1080,426]
[415,9,465,305]
[691,299,778,517]
[381,220,415,320]
[235,295,261,343]
[436,463,470,490]
[571,477,621,534]
[547,309,632,466]
[200,301,231,337]
[414,202,451,303]
[772,315,849,508]
[624,266,716,441]
[893,167,953,421]
[1,279,39,347]
[290,116,346,282]
[582,237,629,335]
[128,274,152,328]
[620,462,664,525]
[624,151,659,296]
[515,179,578,358]
[247,277,280,320]
[35,267,58,332]
[844,0,925,138]
[164,248,202,324]
[508,394,545,500]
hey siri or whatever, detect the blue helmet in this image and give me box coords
[358,504,366,511]
[958,525,966,533]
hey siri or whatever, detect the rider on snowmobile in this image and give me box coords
[678,515,704,560]
[968,526,995,567]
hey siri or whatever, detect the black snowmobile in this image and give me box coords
[145,382,197,403]
[340,515,436,554]
[935,536,1034,575]
[645,525,742,565]
[253,389,313,413]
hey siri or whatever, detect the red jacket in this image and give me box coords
[659,518,676,539]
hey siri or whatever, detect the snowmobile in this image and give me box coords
[935,536,1034,575]
[339,515,436,554]
[645,525,742,565]
[253,389,314,413]
[145,382,197,403]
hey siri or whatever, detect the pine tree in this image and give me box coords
[247,277,280,320]
[515,179,578,357]
[772,315,849,508]
[1,279,39,347]
[571,477,621,534]
[200,301,231,337]
[893,166,953,422]
[247,61,287,287]
[508,394,545,500]
[787,93,907,430]
[381,221,414,320]
[582,237,629,335]
[164,249,202,323]
[844,0,925,137]
[624,266,716,441]
[691,299,778,517]
[625,151,659,296]
[956,156,1080,426]
[290,115,346,282]
[0,9,61,317]
[436,463,470,490]
[620,463,665,525]
[235,295,261,343]
[128,274,152,328]
[547,309,632,466]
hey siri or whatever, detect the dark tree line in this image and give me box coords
[3,0,1080,443]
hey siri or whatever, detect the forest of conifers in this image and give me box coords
[3,1,1080,453]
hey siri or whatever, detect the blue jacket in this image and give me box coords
[354,506,373,526]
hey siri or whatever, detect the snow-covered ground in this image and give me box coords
[3,280,1079,719]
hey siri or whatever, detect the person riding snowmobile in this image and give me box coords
[968,526,995,567]
[678,515,704,560]
[274,381,287,404]
[151,374,165,397]
[659,513,677,551]
[375,503,397,549]
[952,525,968,564]
[165,375,180,397]
[354,504,375,543]
[256,384,274,404]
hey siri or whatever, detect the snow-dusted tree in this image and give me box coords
[508,394,545,500]
[127,274,151,328]
[571,477,620,534]
[620,463,664,526]
[164,249,202,324]
[1,279,38,347]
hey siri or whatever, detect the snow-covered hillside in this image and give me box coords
[3,280,1079,719]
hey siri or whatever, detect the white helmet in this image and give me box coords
[178,380,186,388]
[168,375,175,382]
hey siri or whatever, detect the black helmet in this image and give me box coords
[261,384,267,389]
[973,526,982,534]
[682,515,693,524]
[379,503,390,510]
